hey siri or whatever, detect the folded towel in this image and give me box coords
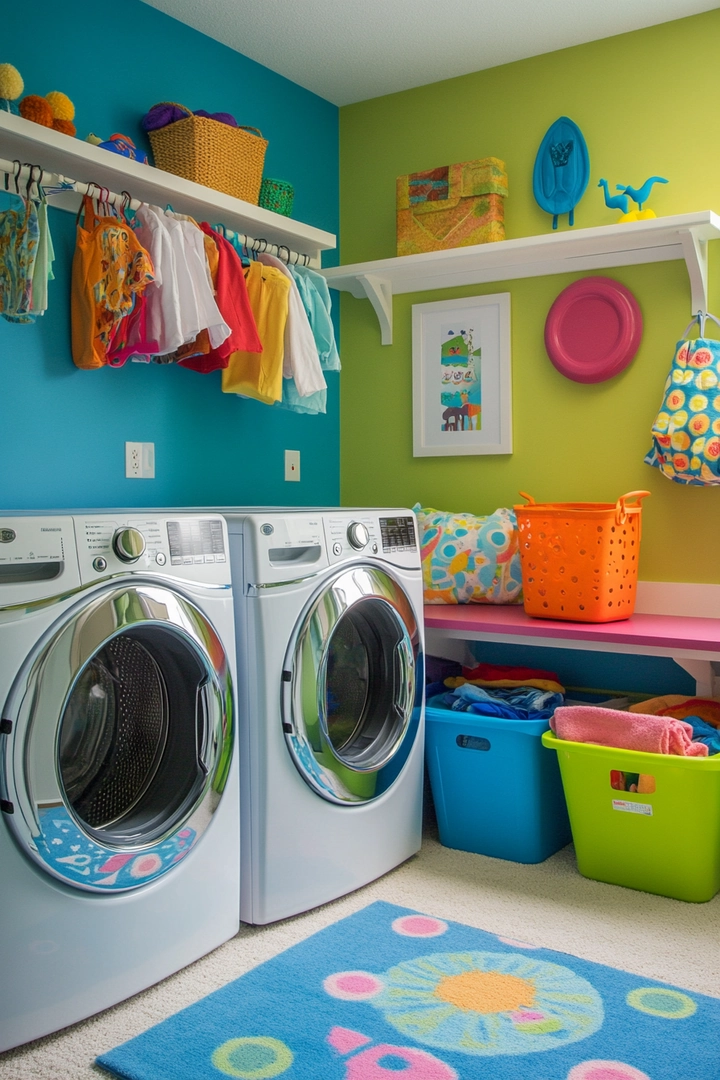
[452,661,565,694]
[630,695,720,729]
[551,705,709,757]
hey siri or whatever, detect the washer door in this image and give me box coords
[1,584,233,892]
[283,565,422,804]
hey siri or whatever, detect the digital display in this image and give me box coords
[167,519,226,564]
[379,516,417,552]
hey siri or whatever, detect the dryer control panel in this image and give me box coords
[229,509,420,585]
[324,510,419,569]
[75,515,231,586]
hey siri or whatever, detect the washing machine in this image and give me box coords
[226,508,424,925]
[0,512,239,1052]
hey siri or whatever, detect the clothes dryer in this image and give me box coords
[226,509,424,925]
[0,513,239,1051]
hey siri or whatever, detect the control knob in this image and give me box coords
[112,527,146,563]
[347,521,369,550]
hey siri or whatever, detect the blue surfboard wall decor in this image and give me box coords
[533,116,590,230]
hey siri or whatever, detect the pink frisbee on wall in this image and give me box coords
[544,276,643,383]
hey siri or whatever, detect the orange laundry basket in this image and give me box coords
[514,491,650,623]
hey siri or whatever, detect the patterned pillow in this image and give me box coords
[413,503,523,605]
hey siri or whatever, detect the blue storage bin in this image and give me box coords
[425,706,571,863]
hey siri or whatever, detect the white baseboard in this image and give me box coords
[635,581,720,618]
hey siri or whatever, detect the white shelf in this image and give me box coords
[322,211,720,343]
[0,111,336,267]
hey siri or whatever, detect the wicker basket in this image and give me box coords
[259,178,294,217]
[147,102,268,204]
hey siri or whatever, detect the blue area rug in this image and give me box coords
[97,900,720,1080]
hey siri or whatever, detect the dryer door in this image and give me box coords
[283,565,423,804]
[0,584,233,892]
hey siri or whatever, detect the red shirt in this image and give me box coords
[179,224,262,373]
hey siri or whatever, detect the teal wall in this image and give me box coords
[0,0,339,510]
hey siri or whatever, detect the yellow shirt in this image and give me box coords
[222,261,290,403]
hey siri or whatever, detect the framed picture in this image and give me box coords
[412,293,512,456]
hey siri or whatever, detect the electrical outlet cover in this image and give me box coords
[126,442,155,479]
[125,442,142,479]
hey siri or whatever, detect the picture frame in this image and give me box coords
[412,293,512,456]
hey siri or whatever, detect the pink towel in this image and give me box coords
[551,705,709,757]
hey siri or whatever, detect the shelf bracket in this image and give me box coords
[673,657,720,697]
[678,228,709,317]
[356,273,393,345]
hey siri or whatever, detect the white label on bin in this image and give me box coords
[612,799,653,816]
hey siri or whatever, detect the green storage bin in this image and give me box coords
[542,731,720,902]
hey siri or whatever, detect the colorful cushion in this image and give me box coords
[413,503,523,605]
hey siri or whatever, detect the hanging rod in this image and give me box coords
[0,156,312,266]
[214,225,311,266]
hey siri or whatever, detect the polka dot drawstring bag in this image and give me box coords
[645,312,720,484]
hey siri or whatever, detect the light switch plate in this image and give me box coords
[284,449,300,482]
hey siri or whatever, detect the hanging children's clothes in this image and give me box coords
[274,261,341,414]
[0,193,40,323]
[127,204,184,357]
[71,197,154,369]
[222,260,290,402]
[291,264,341,371]
[277,379,327,415]
[179,225,262,373]
[257,252,326,397]
[176,217,231,349]
[146,213,230,365]
[28,196,55,318]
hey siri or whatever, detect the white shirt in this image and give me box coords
[258,252,326,397]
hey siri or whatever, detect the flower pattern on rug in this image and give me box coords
[626,987,697,1019]
[567,1062,651,1080]
[363,950,604,1056]
[211,1036,293,1078]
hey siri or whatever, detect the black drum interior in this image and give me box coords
[324,597,407,770]
[58,626,210,847]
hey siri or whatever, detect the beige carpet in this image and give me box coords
[2,834,719,1079]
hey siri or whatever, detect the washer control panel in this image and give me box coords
[379,515,417,553]
[167,517,226,566]
[75,515,230,585]
[325,515,379,559]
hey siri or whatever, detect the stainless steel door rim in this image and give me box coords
[282,565,422,804]
[0,583,233,892]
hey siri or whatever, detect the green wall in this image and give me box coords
[339,9,720,584]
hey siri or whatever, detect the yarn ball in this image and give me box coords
[45,90,75,121]
[194,109,238,127]
[19,95,53,127]
[52,117,76,137]
[142,103,188,131]
[0,63,24,101]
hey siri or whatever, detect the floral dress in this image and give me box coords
[0,194,40,323]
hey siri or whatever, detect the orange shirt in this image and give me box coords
[71,197,153,369]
